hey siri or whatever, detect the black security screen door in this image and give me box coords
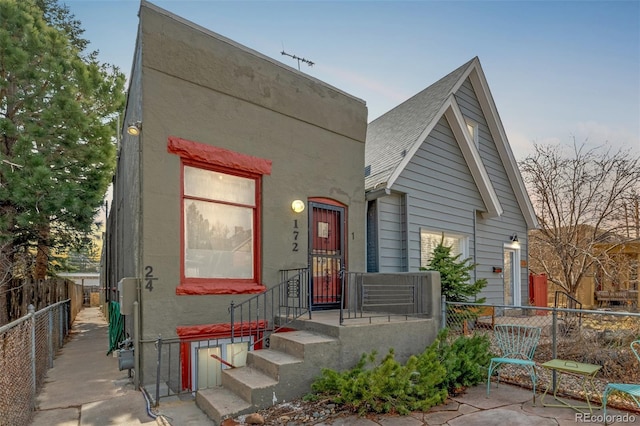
[309,202,345,310]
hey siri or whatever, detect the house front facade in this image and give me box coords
[103,2,535,399]
[103,1,367,391]
[365,58,538,305]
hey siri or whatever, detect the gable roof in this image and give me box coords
[365,57,538,229]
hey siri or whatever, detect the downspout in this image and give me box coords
[364,199,370,272]
[136,125,143,386]
[404,193,409,272]
[114,113,121,306]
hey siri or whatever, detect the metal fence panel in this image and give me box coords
[0,301,72,426]
[445,302,640,413]
[0,316,34,426]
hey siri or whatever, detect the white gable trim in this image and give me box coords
[385,99,451,190]
[467,66,538,229]
[450,56,479,94]
[445,99,503,219]
[386,95,502,219]
[382,57,537,229]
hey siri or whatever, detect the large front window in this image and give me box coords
[168,136,271,295]
[420,229,469,267]
[184,166,256,279]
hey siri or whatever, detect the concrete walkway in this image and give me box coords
[31,307,639,425]
[31,307,212,426]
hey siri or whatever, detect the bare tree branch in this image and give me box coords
[521,140,640,295]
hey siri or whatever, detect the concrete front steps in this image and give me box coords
[195,310,440,424]
[195,329,339,424]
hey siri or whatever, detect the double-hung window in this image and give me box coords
[169,136,271,295]
[420,229,469,268]
[183,165,257,281]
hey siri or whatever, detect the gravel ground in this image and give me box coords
[221,397,356,425]
[253,398,355,425]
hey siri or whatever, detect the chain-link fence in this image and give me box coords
[0,300,71,426]
[445,301,640,413]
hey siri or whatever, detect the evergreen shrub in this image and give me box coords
[307,330,492,415]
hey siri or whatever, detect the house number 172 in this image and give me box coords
[292,219,299,252]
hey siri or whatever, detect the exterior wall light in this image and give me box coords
[127,121,142,136]
[291,200,305,213]
[510,233,518,243]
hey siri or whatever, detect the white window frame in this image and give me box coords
[420,229,469,268]
[183,165,256,280]
[465,118,479,147]
[190,336,252,391]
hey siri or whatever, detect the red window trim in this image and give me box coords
[168,136,272,175]
[168,136,272,295]
[308,197,346,208]
[177,321,267,391]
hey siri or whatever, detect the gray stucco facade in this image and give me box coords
[104,1,367,387]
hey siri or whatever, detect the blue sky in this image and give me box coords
[64,0,640,159]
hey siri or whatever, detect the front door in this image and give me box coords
[504,244,522,306]
[309,202,345,309]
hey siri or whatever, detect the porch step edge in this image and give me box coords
[247,349,303,380]
[269,330,338,359]
[223,366,279,406]
[196,386,253,424]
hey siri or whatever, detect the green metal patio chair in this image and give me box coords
[602,339,640,423]
[487,324,541,404]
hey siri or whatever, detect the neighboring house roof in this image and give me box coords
[365,57,538,229]
[58,272,101,286]
[58,272,100,279]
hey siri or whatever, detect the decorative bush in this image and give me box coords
[420,238,487,303]
[307,330,492,415]
[436,329,492,395]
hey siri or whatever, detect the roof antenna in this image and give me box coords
[280,49,314,71]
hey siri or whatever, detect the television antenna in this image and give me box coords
[281,50,314,71]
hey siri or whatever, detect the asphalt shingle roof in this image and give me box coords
[365,57,476,191]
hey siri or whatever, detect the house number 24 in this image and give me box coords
[144,265,158,291]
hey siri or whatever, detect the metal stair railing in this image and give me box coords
[229,267,310,350]
[554,290,583,331]
[340,272,428,324]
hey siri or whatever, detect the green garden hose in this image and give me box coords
[107,301,126,355]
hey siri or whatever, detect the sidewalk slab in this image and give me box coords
[453,382,535,410]
[448,407,556,426]
[31,307,157,426]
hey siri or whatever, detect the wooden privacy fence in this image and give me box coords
[3,278,83,325]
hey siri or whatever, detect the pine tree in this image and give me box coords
[426,239,486,303]
[0,0,125,321]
